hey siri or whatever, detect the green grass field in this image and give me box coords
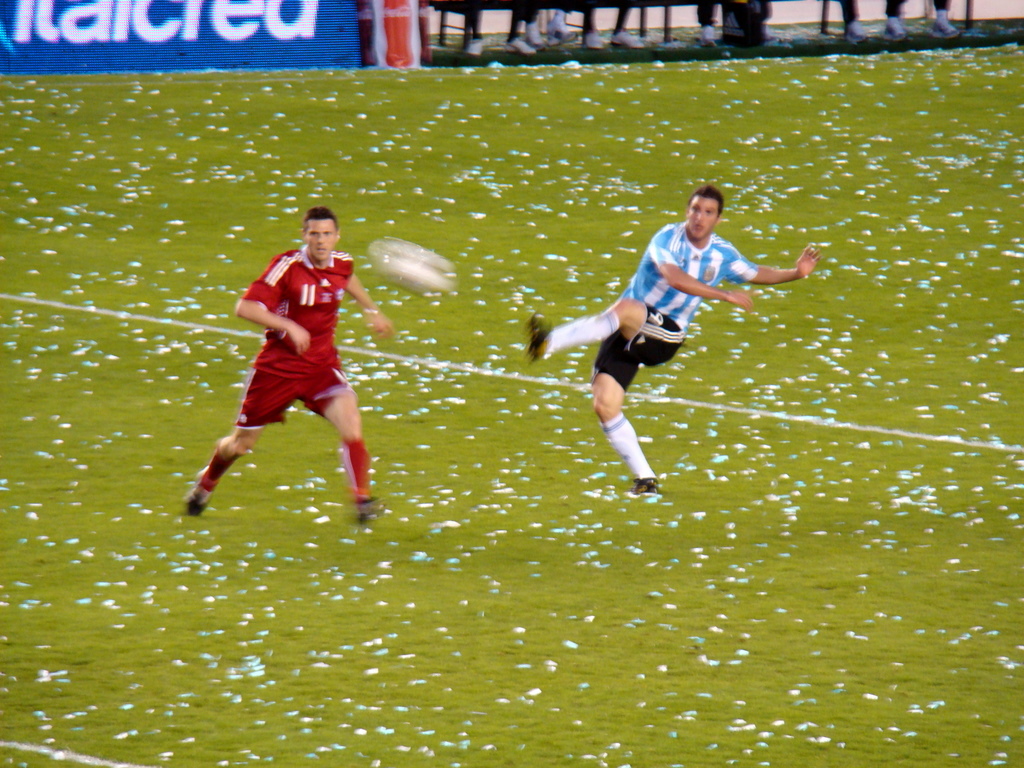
[2,47,1022,768]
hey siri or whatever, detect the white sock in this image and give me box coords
[937,9,949,24]
[545,310,620,357]
[602,414,655,479]
[552,9,566,25]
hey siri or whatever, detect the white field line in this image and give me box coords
[4,292,1020,455]
[0,741,159,768]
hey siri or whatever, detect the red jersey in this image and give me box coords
[242,247,354,377]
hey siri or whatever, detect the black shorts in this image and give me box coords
[592,306,685,391]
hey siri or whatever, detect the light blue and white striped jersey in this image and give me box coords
[622,223,758,333]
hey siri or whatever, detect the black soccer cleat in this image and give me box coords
[630,477,659,495]
[356,498,385,525]
[185,483,210,516]
[526,313,550,362]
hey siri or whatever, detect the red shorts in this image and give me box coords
[236,366,352,428]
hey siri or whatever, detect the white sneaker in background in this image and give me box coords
[699,24,716,47]
[525,22,545,49]
[931,18,960,38]
[505,38,537,55]
[610,30,643,48]
[547,10,576,46]
[884,17,907,40]
[465,38,484,56]
[547,28,577,46]
[583,30,604,49]
[844,21,867,43]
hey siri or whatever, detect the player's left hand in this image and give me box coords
[796,246,822,278]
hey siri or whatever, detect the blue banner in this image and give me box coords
[0,0,361,73]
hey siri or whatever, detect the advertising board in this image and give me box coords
[0,0,361,74]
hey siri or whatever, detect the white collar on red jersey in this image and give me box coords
[299,245,335,270]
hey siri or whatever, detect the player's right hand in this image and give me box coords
[286,323,311,355]
[726,291,754,312]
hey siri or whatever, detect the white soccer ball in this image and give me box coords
[368,237,456,294]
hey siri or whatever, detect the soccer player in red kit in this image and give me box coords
[186,206,395,524]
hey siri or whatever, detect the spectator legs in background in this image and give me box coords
[697,0,716,45]
[610,3,644,47]
[931,0,960,37]
[882,0,958,42]
[841,0,867,42]
[761,0,776,43]
[506,0,543,53]
[884,0,908,39]
[463,0,484,55]
[578,1,604,49]
[525,15,545,47]
[698,0,774,47]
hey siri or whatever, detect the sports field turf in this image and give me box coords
[1,47,1022,767]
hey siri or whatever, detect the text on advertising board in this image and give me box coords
[11,0,318,44]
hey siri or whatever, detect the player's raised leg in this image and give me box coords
[186,427,263,515]
[526,299,647,361]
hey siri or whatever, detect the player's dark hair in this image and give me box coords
[690,184,725,215]
[303,206,338,230]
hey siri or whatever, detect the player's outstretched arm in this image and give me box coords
[750,246,822,285]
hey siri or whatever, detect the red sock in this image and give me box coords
[341,439,372,501]
[200,450,236,492]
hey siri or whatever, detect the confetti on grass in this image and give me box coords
[2,52,1022,767]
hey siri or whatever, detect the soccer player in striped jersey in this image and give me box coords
[527,183,821,495]
[186,206,395,524]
